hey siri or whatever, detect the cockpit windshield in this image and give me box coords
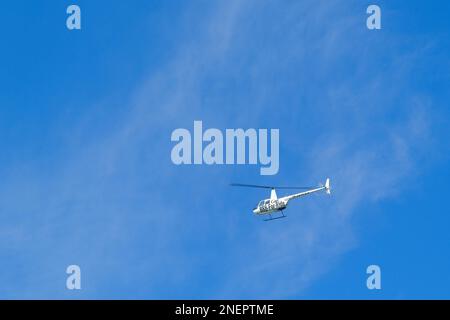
[258,200,271,207]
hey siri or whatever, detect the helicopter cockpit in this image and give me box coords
[257,199,270,208]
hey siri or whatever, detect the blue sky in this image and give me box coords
[0,0,449,299]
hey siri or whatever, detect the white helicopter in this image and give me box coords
[231,178,331,221]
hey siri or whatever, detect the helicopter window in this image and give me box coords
[264,200,270,205]
[258,201,264,207]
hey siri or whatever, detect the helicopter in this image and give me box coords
[231,178,331,221]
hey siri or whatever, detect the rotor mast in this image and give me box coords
[270,188,277,200]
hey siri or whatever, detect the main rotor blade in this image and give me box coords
[274,186,315,190]
[230,183,314,190]
[230,183,273,189]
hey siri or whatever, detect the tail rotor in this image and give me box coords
[325,178,331,195]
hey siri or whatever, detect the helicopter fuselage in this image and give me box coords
[253,198,288,215]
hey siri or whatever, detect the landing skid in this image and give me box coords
[263,210,287,222]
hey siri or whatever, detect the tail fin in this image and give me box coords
[325,178,331,194]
